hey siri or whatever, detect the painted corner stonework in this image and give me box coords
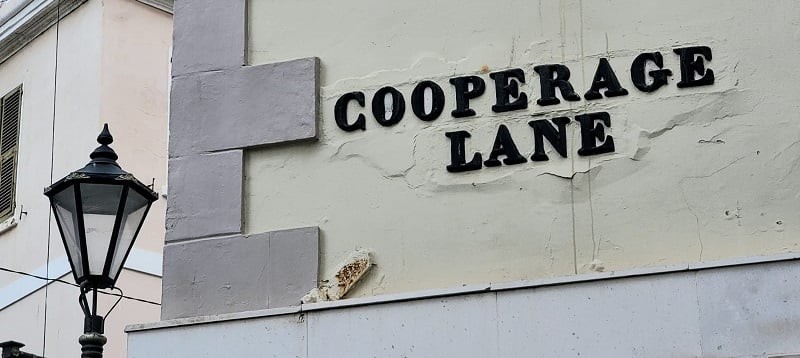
[171,0,245,76]
[163,0,321,319]
[169,57,319,157]
[245,0,800,298]
[166,150,243,241]
[161,228,318,319]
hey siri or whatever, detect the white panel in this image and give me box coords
[497,274,703,358]
[697,262,800,357]
[128,314,307,358]
[124,248,163,277]
[307,292,498,358]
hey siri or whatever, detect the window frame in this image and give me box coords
[0,85,22,222]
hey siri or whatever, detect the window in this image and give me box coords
[0,86,21,221]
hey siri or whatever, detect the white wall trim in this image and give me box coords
[124,248,163,277]
[0,248,162,311]
[0,255,70,311]
[0,0,35,27]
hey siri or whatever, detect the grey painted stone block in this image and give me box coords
[166,151,242,242]
[267,227,319,308]
[172,0,245,76]
[169,58,320,157]
[697,261,800,358]
[162,233,270,320]
[161,228,320,320]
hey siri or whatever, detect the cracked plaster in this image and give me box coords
[245,0,800,297]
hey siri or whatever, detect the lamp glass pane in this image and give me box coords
[51,185,83,279]
[79,183,123,276]
[108,188,150,282]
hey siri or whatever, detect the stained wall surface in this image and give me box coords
[245,0,800,297]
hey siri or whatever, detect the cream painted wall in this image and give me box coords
[246,0,800,297]
[0,0,170,356]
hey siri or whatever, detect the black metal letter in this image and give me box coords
[576,112,615,156]
[673,46,714,88]
[533,64,581,106]
[489,68,528,113]
[529,117,571,161]
[411,80,445,121]
[483,124,527,167]
[584,58,629,100]
[631,52,673,93]
[449,76,486,118]
[371,86,406,127]
[334,92,366,131]
[445,131,483,172]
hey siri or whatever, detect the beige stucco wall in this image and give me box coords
[245,0,800,297]
[0,0,170,357]
[100,0,170,254]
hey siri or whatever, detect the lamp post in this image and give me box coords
[44,124,158,358]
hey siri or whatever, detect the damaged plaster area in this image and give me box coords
[245,0,800,298]
[302,249,372,303]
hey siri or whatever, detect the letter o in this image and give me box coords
[371,86,405,127]
[411,80,445,121]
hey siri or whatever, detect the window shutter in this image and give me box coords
[0,87,21,220]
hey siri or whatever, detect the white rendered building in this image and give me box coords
[0,0,171,357]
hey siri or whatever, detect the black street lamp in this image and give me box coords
[44,124,158,358]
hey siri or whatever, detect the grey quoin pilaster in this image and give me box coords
[169,58,320,157]
[171,0,245,76]
[163,0,320,319]
[166,151,243,241]
[161,228,320,319]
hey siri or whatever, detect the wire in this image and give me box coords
[0,266,161,306]
[42,0,62,355]
[105,287,125,318]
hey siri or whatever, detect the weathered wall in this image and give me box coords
[245,0,800,297]
[138,1,800,357]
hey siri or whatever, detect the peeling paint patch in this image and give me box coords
[302,249,373,303]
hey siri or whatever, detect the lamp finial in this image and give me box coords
[89,123,118,162]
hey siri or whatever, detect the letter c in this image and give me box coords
[334,92,366,131]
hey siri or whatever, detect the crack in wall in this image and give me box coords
[642,89,755,140]
[678,156,747,261]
